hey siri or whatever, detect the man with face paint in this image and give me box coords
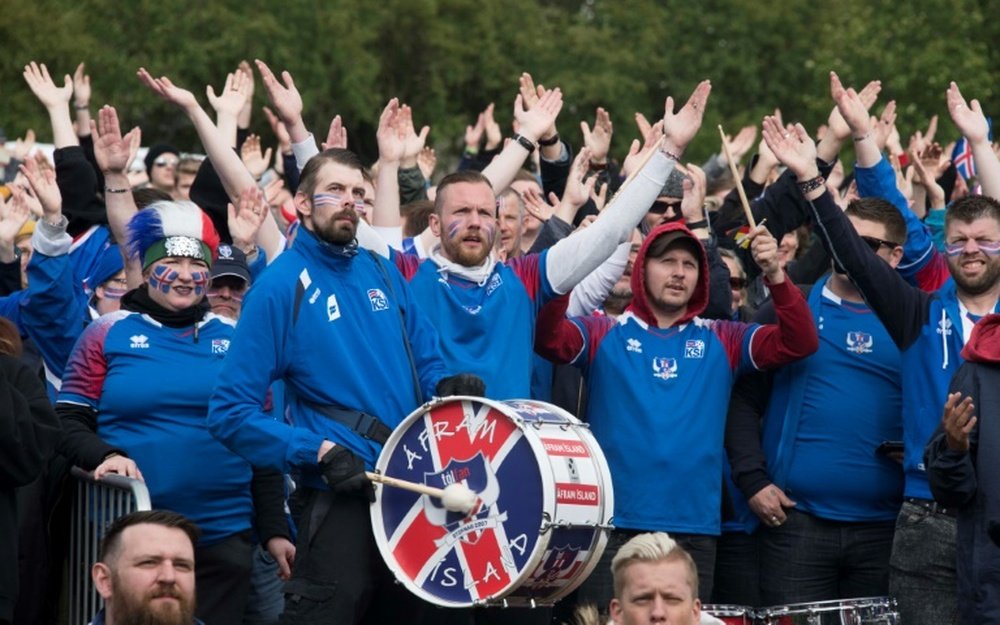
[57,201,267,625]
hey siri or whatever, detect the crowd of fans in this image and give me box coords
[1,57,998,625]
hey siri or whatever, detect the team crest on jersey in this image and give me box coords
[129,335,149,349]
[367,288,389,312]
[684,339,705,358]
[211,339,230,355]
[626,338,643,353]
[937,316,953,337]
[486,273,503,296]
[845,331,874,354]
[652,357,678,380]
[327,294,341,322]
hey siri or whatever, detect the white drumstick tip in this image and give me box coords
[442,482,478,514]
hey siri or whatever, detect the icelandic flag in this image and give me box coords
[952,116,994,181]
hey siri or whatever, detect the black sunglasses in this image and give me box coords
[860,235,900,253]
[649,200,682,215]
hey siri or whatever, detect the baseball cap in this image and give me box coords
[210,244,251,284]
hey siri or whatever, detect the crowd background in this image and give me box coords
[1,0,997,167]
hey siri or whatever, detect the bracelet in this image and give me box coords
[74,103,89,110]
[852,133,870,142]
[538,133,560,147]
[589,160,608,171]
[105,187,130,194]
[796,175,825,195]
[660,147,682,162]
[511,133,536,154]
[685,219,709,230]
[463,146,480,156]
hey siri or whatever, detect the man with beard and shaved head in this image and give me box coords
[90,510,202,625]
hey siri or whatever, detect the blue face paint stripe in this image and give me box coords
[446,221,462,240]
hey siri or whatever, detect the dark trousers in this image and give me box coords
[279,488,426,625]
[888,501,958,625]
[575,529,716,611]
[420,605,552,625]
[760,508,894,605]
[711,530,760,607]
[195,531,254,625]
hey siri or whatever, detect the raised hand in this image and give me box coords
[581,108,613,165]
[662,80,711,156]
[622,120,664,177]
[375,99,406,163]
[255,60,303,129]
[947,81,990,145]
[591,181,608,212]
[942,392,977,452]
[91,105,142,175]
[23,62,73,110]
[722,125,757,165]
[12,129,36,161]
[321,115,348,150]
[465,110,486,151]
[137,68,199,111]
[2,187,36,242]
[761,118,819,180]
[399,104,430,166]
[749,224,783,281]
[517,73,560,143]
[521,186,556,223]
[73,62,91,108]
[240,134,273,180]
[679,163,707,224]
[417,147,437,180]
[483,103,502,150]
[826,79,881,141]
[513,87,563,144]
[206,71,251,119]
[18,157,61,220]
[237,60,255,128]
[263,107,292,153]
[634,112,654,141]
[227,186,268,251]
[872,101,897,152]
[830,71,872,137]
[560,147,597,210]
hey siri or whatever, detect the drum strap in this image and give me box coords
[368,250,424,406]
[301,398,392,445]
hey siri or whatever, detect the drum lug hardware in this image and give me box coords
[529,598,537,609]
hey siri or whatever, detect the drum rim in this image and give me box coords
[759,595,895,615]
[370,395,560,607]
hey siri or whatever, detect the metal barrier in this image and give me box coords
[68,466,151,625]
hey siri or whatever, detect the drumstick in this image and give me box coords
[366,472,478,513]
[718,124,757,230]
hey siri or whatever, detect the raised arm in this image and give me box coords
[23,62,77,148]
[480,84,564,193]
[947,81,1000,201]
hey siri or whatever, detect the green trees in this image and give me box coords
[2,0,995,165]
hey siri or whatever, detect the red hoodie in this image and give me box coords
[626,222,710,327]
[962,314,1000,364]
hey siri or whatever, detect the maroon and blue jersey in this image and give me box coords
[393,251,556,400]
[58,310,253,544]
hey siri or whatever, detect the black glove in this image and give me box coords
[319,446,374,501]
[435,373,486,397]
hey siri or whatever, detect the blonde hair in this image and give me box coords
[611,532,698,599]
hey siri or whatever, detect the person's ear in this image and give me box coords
[92,562,113,599]
[294,192,312,218]
[428,212,442,238]
[888,245,904,269]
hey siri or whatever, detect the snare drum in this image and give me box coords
[758,596,898,624]
[702,604,757,624]
[370,396,614,607]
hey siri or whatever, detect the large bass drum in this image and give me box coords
[370,396,614,607]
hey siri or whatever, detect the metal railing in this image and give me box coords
[67,466,151,625]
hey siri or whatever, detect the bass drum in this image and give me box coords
[370,396,614,607]
[758,596,898,624]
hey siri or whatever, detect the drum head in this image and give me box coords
[371,396,553,607]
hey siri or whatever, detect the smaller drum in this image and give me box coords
[758,596,898,624]
[371,396,614,607]
[702,604,756,624]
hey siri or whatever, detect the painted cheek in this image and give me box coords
[191,271,209,295]
[149,266,180,293]
[482,221,496,242]
[312,193,344,209]
[102,287,127,300]
[446,220,463,240]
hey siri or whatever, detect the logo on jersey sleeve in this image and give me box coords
[652,357,678,380]
[684,339,705,358]
[327,294,341,322]
[626,338,643,353]
[486,273,503,296]
[845,331,874,354]
[368,288,389,312]
[211,339,230,355]
[129,335,150,349]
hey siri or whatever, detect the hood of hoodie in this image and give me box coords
[961,313,1000,363]
[626,221,709,327]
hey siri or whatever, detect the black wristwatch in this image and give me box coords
[511,133,536,154]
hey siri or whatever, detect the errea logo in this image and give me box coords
[130,335,149,349]
[626,338,643,353]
